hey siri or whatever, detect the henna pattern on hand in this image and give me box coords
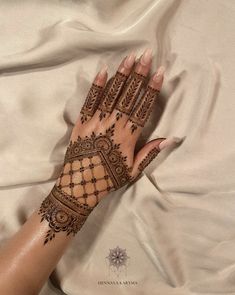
[80,83,103,123]
[138,146,160,172]
[38,124,132,244]
[98,72,128,120]
[129,86,160,133]
[115,72,145,120]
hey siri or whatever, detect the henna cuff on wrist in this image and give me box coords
[38,185,94,244]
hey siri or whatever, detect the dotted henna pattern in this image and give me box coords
[129,86,160,133]
[115,72,145,120]
[80,83,103,123]
[38,124,132,244]
[98,72,128,120]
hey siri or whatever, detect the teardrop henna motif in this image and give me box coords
[38,124,132,244]
[129,86,160,133]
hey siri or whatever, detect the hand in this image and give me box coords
[38,49,178,244]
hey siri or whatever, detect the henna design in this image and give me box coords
[129,86,160,133]
[80,83,103,123]
[98,72,128,120]
[115,72,145,119]
[138,147,160,171]
[39,185,93,244]
[38,124,132,244]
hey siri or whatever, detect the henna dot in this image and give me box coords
[80,180,87,185]
[73,146,80,154]
[79,167,85,172]
[57,211,68,222]
[91,178,97,183]
[115,165,123,175]
[94,190,99,196]
[69,183,75,188]
[83,193,88,198]
[82,141,92,150]
[104,175,109,180]
[89,163,95,169]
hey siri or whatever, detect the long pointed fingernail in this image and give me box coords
[153,66,165,83]
[98,64,108,79]
[124,52,136,68]
[140,48,153,66]
[159,136,184,150]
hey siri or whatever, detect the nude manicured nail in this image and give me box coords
[153,66,165,83]
[124,52,136,68]
[98,65,108,78]
[159,136,183,151]
[140,48,153,66]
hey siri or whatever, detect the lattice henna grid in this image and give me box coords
[38,124,132,244]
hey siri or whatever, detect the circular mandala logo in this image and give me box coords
[106,246,130,277]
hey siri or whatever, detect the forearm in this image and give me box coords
[0,210,73,295]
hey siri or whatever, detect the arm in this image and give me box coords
[0,49,174,295]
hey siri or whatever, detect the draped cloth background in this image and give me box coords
[0,0,235,294]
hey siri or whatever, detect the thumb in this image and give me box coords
[130,137,182,180]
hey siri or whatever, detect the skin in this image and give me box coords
[0,49,165,295]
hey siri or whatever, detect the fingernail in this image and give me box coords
[140,48,153,66]
[153,66,165,83]
[124,52,136,68]
[159,136,183,151]
[98,65,108,79]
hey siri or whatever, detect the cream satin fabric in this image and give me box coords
[0,0,235,294]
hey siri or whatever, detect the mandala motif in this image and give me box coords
[106,246,130,277]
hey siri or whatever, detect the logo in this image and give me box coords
[97,245,138,286]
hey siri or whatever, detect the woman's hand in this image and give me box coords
[0,49,181,295]
[38,49,176,244]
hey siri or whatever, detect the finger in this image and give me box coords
[126,65,165,135]
[130,136,182,180]
[79,65,108,124]
[112,48,153,122]
[97,52,136,121]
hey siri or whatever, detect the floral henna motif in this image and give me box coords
[129,86,160,133]
[38,124,132,244]
[98,72,128,120]
[115,72,145,120]
[39,185,93,244]
[138,146,160,171]
[80,83,103,123]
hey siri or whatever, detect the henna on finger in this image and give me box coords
[137,146,160,172]
[114,72,146,120]
[80,83,104,123]
[98,72,128,120]
[129,86,160,133]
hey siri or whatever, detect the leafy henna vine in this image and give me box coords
[129,86,160,133]
[115,72,145,120]
[38,124,132,244]
[80,83,103,123]
[98,72,128,120]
